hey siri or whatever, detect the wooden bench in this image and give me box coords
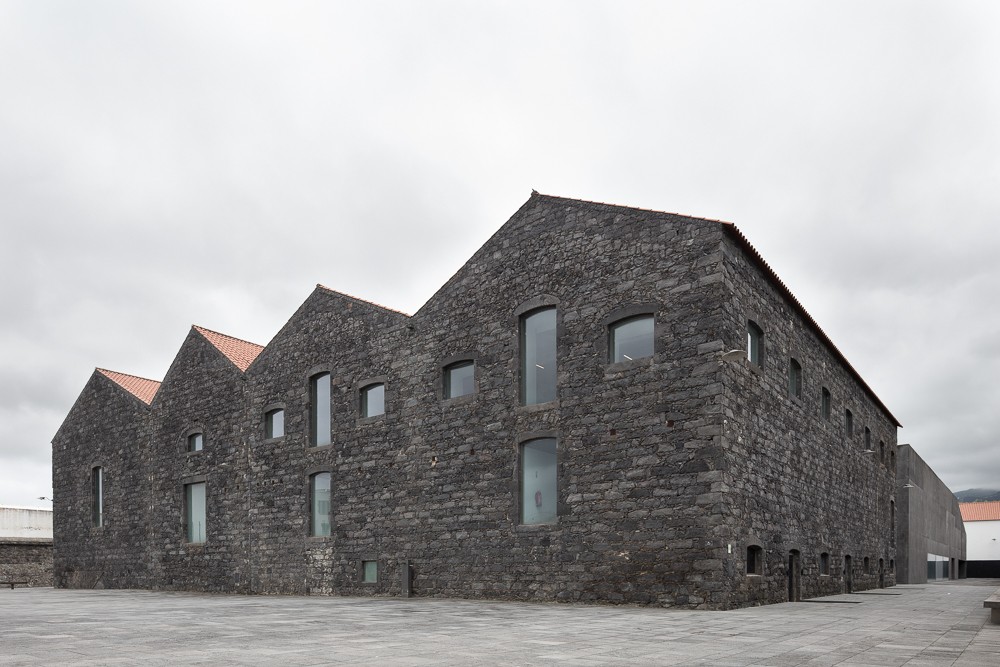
[0,580,28,590]
[984,591,1000,624]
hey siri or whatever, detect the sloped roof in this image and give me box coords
[192,326,265,372]
[531,193,901,428]
[960,501,1000,522]
[316,284,411,317]
[96,368,161,405]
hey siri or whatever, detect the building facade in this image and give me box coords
[894,444,967,583]
[959,501,999,577]
[53,193,901,608]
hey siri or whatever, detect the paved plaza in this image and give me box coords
[2,581,1000,666]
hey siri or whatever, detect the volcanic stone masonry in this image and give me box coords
[53,192,903,608]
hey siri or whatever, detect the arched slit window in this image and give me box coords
[520,438,557,525]
[91,466,104,528]
[747,321,764,367]
[309,472,332,537]
[788,358,802,398]
[309,372,331,446]
[520,308,557,405]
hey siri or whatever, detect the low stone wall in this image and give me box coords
[0,538,53,587]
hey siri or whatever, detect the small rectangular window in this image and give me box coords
[360,383,385,418]
[362,560,378,583]
[310,373,331,446]
[310,472,332,537]
[444,361,475,399]
[609,315,654,363]
[187,433,203,452]
[265,409,285,439]
[520,438,557,525]
[820,552,830,576]
[91,466,104,528]
[864,427,872,451]
[185,482,206,543]
[845,409,854,437]
[520,308,557,405]
[821,388,831,420]
[747,545,763,575]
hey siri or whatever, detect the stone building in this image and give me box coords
[53,193,902,608]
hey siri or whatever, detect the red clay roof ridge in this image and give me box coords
[192,325,265,372]
[96,368,161,405]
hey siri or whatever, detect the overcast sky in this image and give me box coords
[2,1,998,508]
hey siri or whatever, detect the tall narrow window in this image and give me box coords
[845,409,854,437]
[747,321,763,367]
[187,432,203,452]
[520,438,557,525]
[444,361,475,399]
[788,358,802,398]
[520,308,557,405]
[609,315,654,363]
[747,545,763,575]
[265,409,285,439]
[821,387,831,420]
[820,552,830,576]
[91,466,104,528]
[310,372,331,446]
[185,482,206,544]
[880,440,885,462]
[360,383,385,418]
[310,472,332,537]
[864,427,872,451]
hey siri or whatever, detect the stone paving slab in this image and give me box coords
[2,582,1000,666]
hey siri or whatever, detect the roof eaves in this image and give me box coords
[95,368,161,406]
[719,222,902,427]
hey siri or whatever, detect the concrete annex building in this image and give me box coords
[54,193,907,609]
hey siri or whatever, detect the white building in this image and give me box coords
[0,506,53,539]
[959,501,1000,577]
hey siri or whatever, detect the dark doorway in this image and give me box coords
[844,555,853,593]
[878,558,885,588]
[787,550,801,602]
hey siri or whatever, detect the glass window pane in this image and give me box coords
[311,373,331,446]
[747,322,762,366]
[266,409,285,439]
[363,560,378,583]
[361,384,385,418]
[611,316,654,363]
[445,362,475,399]
[311,473,331,537]
[186,482,206,543]
[520,438,557,525]
[521,308,556,405]
[188,433,203,452]
[92,467,103,527]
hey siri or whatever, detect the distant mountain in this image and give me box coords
[955,488,1000,502]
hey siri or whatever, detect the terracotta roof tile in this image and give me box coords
[960,501,1000,522]
[96,368,161,405]
[192,326,264,372]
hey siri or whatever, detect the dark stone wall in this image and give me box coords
[0,539,53,587]
[52,372,152,589]
[895,444,966,583]
[719,231,898,605]
[52,193,901,608]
